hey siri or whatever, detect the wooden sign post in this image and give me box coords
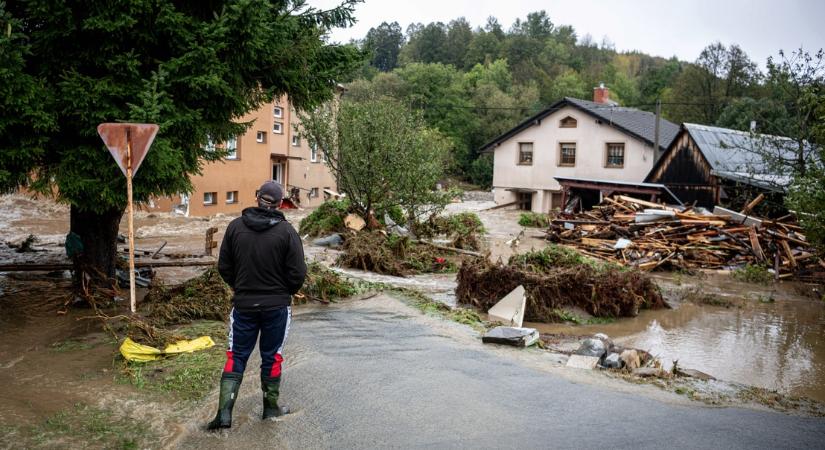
[97,123,159,313]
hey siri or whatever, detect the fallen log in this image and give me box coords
[419,240,483,257]
[0,259,217,272]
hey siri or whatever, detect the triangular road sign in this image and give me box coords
[97,123,159,177]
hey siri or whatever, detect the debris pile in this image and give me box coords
[418,212,485,251]
[144,268,232,325]
[456,251,667,322]
[543,195,823,280]
[296,262,359,304]
[337,231,458,276]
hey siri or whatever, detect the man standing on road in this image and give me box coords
[208,181,307,430]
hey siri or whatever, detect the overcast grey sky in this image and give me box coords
[310,0,825,67]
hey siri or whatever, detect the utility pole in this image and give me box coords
[654,99,661,159]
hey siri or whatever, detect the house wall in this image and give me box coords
[149,96,338,217]
[491,106,658,212]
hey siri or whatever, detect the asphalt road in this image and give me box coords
[178,295,825,449]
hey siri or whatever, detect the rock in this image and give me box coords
[674,367,715,381]
[592,333,614,351]
[602,352,622,369]
[593,333,609,341]
[565,354,600,370]
[312,234,344,248]
[574,338,607,358]
[481,327,539,347]
[620,349,641,369]
[632,367,663,378]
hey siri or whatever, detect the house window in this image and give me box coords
[560,116,577,128]
[205,137,215,152]
[273,122,283,134]
[606,143,625,168]
[226,191,238,204]
[310,143,319,163]
[310,187,319,198]
[203,192,217,205]
[226,137,237,159]
[292,134,300,147]
[518,143,533,165]
[559,143,576,166]
[256,131,266,143]
[273,106,283,118]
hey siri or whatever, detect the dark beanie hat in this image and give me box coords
[257,181,284,204]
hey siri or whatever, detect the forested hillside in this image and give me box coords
[346,11,816,187]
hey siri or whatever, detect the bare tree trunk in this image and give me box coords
[70,205,123,287]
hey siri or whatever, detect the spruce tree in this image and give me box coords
[0,0,361,283]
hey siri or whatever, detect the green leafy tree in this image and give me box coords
[0,0,362,282]
[299,97,452,226]
[666,42,759,123]
[445,18,473,69]
[363,21,404,72]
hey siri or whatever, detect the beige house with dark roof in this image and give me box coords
[480,86,679,212]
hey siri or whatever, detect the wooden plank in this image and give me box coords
[749,226,765,262]
[780,240,797,268]
[740,193,765,215]
[616,195,679,212]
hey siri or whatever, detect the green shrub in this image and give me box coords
[299,199,350,236]
[518,212,550,228]
[731,264,773,284]
[509,245,614,272]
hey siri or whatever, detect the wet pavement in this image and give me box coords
[177,294,825,449]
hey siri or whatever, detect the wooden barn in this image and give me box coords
[645,123,795,213]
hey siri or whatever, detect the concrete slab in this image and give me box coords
[487,285,525,328]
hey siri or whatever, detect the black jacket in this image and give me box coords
[218,207,307,310]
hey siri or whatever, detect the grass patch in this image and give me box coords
[389,287,487,331]
[419,212,486,251]
[518,212,550,228]
[731,264,773,284]
[27,403,150,449]
[119,321,227,401]
[49,338,95,353]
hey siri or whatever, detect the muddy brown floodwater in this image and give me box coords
[534,273,825,402]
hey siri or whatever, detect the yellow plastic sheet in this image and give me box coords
[119,336,216,362]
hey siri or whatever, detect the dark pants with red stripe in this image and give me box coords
[224,306,291,378]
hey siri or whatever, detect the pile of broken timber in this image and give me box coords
[543,195,824,281]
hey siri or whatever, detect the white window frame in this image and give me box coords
[273,122,283,134]
[226,191,238,204]
[310,187,319,198]
[310,143,319,163]
[256,131,265,143]
[203,192,216,205]
[226,137,237,159]
[273,106,283,118]
[205,137,215,152]
[291,134,300,147]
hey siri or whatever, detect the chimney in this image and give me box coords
[593,82,609,104]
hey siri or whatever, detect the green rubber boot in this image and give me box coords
[261,375,290,420]
[206,372,243,430]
